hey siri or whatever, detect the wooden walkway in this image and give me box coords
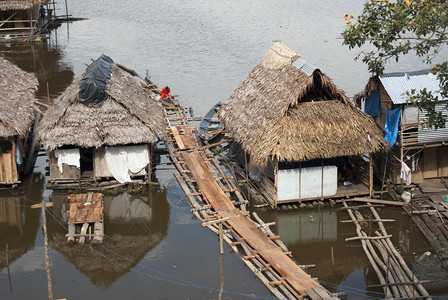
[403,192,448,269]
[342,200,430,299]
[162,102,337,299]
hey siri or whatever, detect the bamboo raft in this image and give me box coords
[341,200,430,299]
[66,192,104,244]
[162,100,338,299]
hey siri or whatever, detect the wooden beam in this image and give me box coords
[345,235,392,241]
[31,202,53,209]
[336,198,408,206]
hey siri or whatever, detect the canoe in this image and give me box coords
[198,102,223,141]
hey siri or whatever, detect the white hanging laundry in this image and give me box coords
[54,149,80,173]
[105,145,149,183]
[126,144,150,174]
[105,146,132,183]
[400,162,412,185]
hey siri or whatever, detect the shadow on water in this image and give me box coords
[47,187,170,289]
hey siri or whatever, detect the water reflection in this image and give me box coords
[0,40,74,100]
[0,173,45,272]
[48,187,169,289]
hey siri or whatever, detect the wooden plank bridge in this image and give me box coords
[162,101,338,299]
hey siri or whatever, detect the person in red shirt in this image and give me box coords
[161,86,171,101]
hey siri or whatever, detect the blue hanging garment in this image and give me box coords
[364,89,380,117]
[384,107,401,148]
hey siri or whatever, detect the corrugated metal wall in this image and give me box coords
[418,101,448,144]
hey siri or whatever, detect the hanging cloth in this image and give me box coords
[384,107,401,148]
[105,145,149,183]
[401,162,411,184]
[54,149,80,173]
[364,89,380,117]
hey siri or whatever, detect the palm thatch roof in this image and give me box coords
[219,42,386,165]
[0,0,42,11]
[38,57,167,150]
[0,56,38,138]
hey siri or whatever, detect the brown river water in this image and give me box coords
[1,0,447,299]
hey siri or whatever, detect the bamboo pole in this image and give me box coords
[6,243,12,292]
[400,109,404,192]
[274,159,278,209]
[369,206,431,298]
[369,153,373,198]
[343,201,393,299]
[321,159,324,200]
[381,152,389,195]
[41,200,53,300]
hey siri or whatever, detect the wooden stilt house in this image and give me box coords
[0,0,49,40]
[218,42,386,207]
[38,55,167,189]
[0,56,39,186]
[355,70,448,184]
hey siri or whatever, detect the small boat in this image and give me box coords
[198,102,223,141]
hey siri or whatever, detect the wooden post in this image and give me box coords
[219,222,224,255]
[400,109,404,192]
[67,224,75,243]
[79,223,89,244]
[298,162,301,201]
[93,222,104,243]
[41,200,53,300]
[274,159,278,209]
[321,159,324,200]
[6,243,12,292]
[244,152,250,203]
[64,0,69,19]
[219,251,224,300]
[46,82,50,106]
[380,152,389,195]
[369,153,373,198]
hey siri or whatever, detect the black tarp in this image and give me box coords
[79,54,114,107]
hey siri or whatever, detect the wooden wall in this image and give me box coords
[49,150,81,180]
[375,84,393,130]
[0,138,18,184]
[390,146,448,184]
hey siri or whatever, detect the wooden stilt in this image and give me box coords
[41,200,53,300]
[79,223,89,244]
[67,224,75,243]
[93,222,104,243]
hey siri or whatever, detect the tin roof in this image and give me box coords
[292,57,317,77]
[379,70,444,104]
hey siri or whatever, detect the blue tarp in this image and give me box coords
[364,89,380,117]
[384,107,401,148]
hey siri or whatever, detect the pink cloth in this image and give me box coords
[401,162,411,184]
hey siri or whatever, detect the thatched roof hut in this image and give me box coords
[38,56,167,150]
[219,42,386,166]
[0,0,33,11]
[0,56,38,138]
[0,0,48,11]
